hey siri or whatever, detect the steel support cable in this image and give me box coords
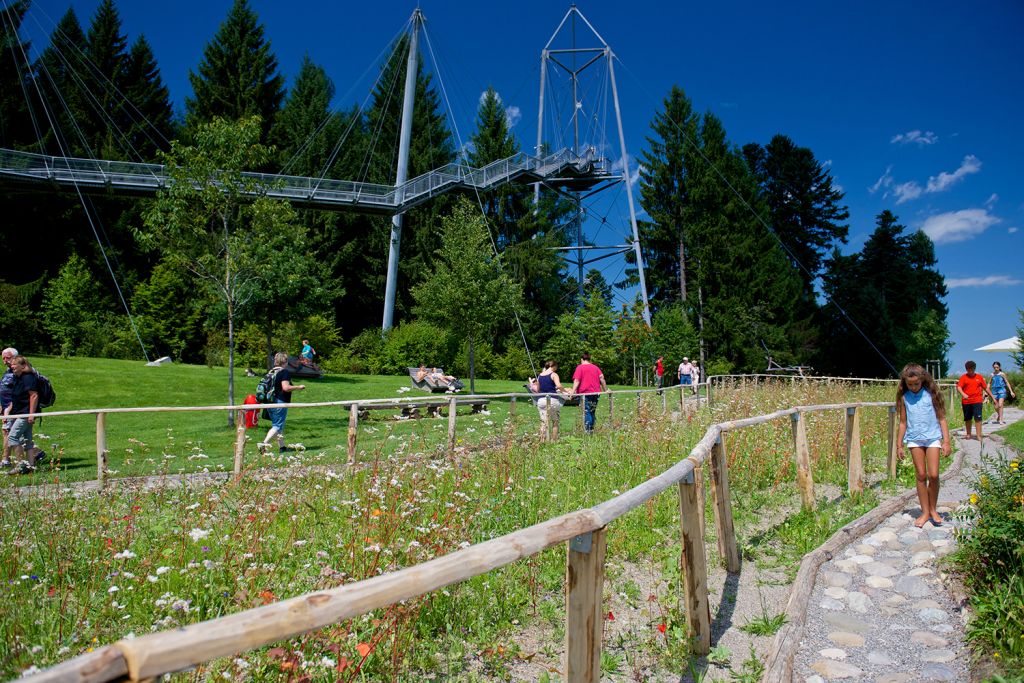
[351,42,406,199]
[17,24,149,360]
[0,3,47,152]
[26,9,170,161]
[421,23,539,375]
[280,18,410,179]
[26,20,150,315]
[614,56,898,375]
[36,33,155,172]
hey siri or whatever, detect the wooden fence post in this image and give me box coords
[232,411,246,479]
[662,390,667,413]
[545,400,553,442]
[887,405,898,479]
[678,472,711,655]
[608,393,614,424]
[636,391,641,414]
[790,412,816,511]
[96,412,107,486]
[845,407,864,495]
[709,435,740,572]
[447,397,457,452]
[679,384,685,412]
[347,404,359,464]
[707,380,713,406]
[509,396,516,419]
[565,527,607,683]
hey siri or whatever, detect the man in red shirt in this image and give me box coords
[654,356,665,393]
[571,352,608,433]
[957,360,996,441]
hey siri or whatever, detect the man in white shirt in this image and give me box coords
[678,357,694,391]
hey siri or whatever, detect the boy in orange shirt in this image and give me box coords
[956,360,996,441]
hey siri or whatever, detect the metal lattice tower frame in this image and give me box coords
[535,5,652,325]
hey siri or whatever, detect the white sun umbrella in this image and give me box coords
[974,337,1021,352]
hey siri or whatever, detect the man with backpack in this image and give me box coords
[256,352,306,455]
[5,355,41,474]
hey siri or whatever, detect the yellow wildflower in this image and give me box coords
[969,493,979,505]
[1011,461,1020,471]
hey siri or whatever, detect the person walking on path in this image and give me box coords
[4,355,39,474]
[957,360,995,442]
[896,363,951,528]
[654,356,665,393]
[1,347,18,467]
[257,352,306,455]
[535,360,569,441]
[989,361,1015,425]
[677,357,694,393]
[571,352,608,434]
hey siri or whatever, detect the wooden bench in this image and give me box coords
[408,366,451,392]
[358,398,489,420]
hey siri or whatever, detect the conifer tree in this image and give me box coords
[684,112,802,372]
[821,210,949,376]
[83,0,129,159]
[636,85,699,305]
[186,0,284,141]
[0,0,33,149]
[34,8,89,156]
[123,34,174,159]
[743,134,849,298]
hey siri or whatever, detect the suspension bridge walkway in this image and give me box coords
[0,146,609,214]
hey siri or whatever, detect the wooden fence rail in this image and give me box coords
[25,395,898,683]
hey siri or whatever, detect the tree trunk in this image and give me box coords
[697,285,706,379]
[227,298,235,428]
[265,325,274,372]
[679,238,687,303]
[468,335,476,394]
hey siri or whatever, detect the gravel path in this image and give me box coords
[792,406,1022,682]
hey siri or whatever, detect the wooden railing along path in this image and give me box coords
[20,379,906,683]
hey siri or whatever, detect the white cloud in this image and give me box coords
[891,130,938,145]
[505,105,521,128]
[984,193,998,208]
[926,154,981,193]
[893,181,923,204]
[611,154,642,187]
[1009,227,1020,234]
[920,208,1000,244]
[869,166,893,194]
[946,275,1022,288]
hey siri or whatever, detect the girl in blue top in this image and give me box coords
[989,361,1016,425]
[896,363,951,528]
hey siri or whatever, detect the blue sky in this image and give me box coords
[17,0,1023,375]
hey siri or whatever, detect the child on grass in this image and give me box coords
[896,363,951,528]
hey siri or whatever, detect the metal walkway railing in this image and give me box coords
[0,147,608,213]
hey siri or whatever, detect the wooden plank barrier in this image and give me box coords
[564,527,607,683]
[447,397,457,452]
[709,435,740,572]
[95,412,107,486]
[679,472,711,655]
[347,404,358,464]
[790,412,816,511]
[845,407,863,494]
[887,405,898,479]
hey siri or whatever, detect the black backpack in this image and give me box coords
[34,371,56,409]
[255,368,281,403]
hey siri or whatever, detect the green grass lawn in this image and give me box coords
[8,356,673,485]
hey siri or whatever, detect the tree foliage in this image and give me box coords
[186,0,284,141]
[138,116,309,415]
[412,198,522,392]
